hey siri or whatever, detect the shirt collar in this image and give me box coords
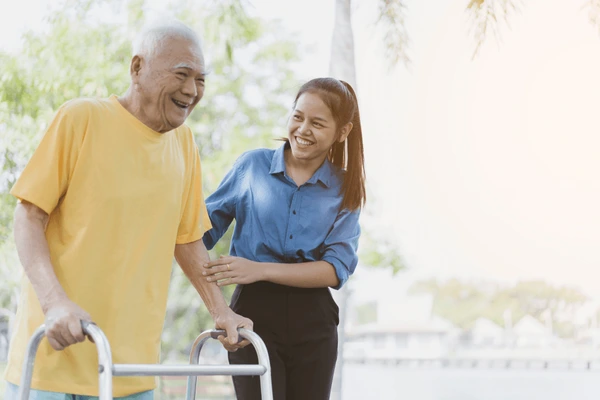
[270,142,335,188]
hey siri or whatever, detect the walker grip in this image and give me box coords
[210,329,247,344]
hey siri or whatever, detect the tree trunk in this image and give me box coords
[329,1,357,398]
[330,0,357,87]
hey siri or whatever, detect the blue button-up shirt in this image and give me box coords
[202,143,361,289]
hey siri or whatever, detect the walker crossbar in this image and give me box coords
[113,364,266,376]
[18,322,273,400]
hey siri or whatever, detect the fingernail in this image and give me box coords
[206,278,211,282]
[202,272,206,276]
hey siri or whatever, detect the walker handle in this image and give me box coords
[210,329,246,344]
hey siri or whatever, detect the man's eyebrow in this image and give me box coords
[172,63,206,76]
[173,62,193,69]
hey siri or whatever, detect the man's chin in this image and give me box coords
[164,117,186,132]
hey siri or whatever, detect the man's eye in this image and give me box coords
[314,123,323,128]
[293,115,302,120]
[176,72,187,78]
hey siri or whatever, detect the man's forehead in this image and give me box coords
[158,37,205,70]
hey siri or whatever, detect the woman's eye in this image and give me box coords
[293,115,302,120]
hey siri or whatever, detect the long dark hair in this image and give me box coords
[293,77,366,211]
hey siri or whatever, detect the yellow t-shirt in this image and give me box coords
[5,95,211,396]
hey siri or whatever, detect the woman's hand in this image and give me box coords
[203,255,266,286]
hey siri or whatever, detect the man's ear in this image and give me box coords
[338,122,353,143]
[130,55,143,83]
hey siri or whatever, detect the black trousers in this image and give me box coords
[228,281,339,400]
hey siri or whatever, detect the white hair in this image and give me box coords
[132,19,203,60]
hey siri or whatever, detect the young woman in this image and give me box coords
[202,77,366,400]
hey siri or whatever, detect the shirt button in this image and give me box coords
[293,210,296,215]
[289,235,293,239]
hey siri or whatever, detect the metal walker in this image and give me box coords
[18,322,273,399]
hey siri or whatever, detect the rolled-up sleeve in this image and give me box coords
[202,161,241,250]
[321,208,361,290]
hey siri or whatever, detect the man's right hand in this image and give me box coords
[44,299,92,351]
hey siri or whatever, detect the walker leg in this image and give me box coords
[17,326,45,400]
[185,329,273,400]
[185,331,212,400]
[18,322,114,400]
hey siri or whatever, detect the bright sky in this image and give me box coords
[1,0,599,300]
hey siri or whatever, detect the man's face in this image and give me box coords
[134,37,205,133]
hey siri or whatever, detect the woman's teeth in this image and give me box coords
[296,137,314,146]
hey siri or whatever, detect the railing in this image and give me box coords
[346,356,600,371]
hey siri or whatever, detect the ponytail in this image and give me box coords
[337,81,366,211]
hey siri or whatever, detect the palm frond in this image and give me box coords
[466,0,521,59]
[376,0,410,68]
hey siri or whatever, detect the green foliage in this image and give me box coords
[358,230,405,275]
[0,239,20,330]
[410,278,589,337]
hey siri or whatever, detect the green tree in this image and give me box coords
[410,278,589,338]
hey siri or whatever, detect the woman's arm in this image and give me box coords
[203,256,339,288]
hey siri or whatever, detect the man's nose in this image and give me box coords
[181,77,198,97]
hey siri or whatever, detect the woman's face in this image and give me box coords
[287,91,341,165]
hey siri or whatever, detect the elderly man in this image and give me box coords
[3,20,252,399]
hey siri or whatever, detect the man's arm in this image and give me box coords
[14,201,92,350]
[174,239,253,351]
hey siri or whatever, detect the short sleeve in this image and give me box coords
[321,208,361,290]
[176,145,212,244]
[10,103,83,215]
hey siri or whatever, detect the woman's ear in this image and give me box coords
[338,122,353,143]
